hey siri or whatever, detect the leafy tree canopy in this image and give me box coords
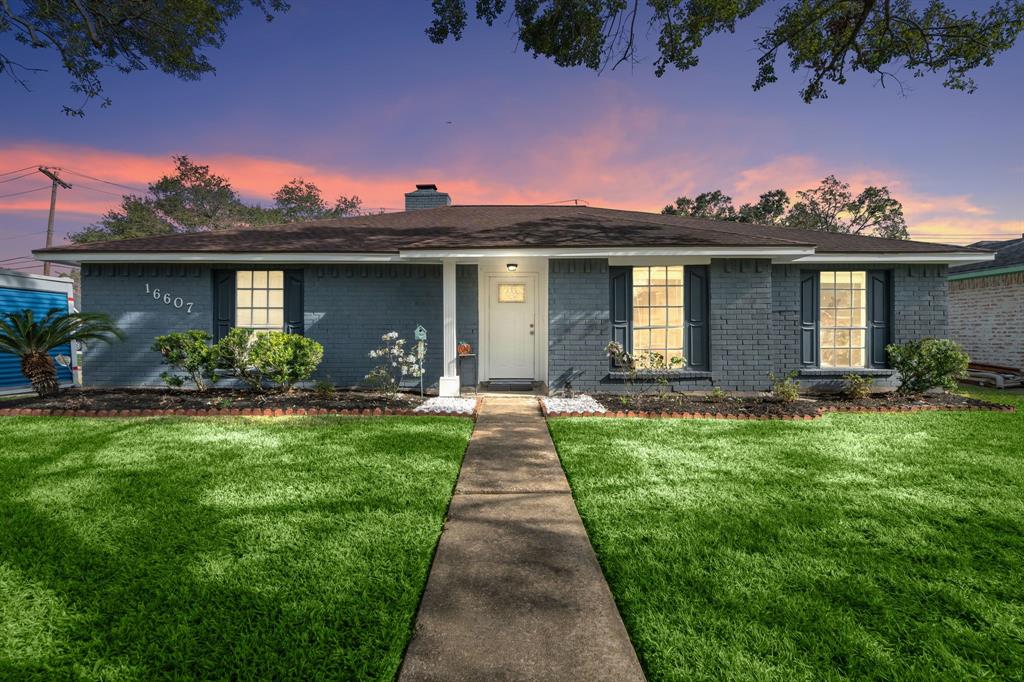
[428,1,1024,101]
[69,156,364,244]
[663,175,909,239]
[274,178,363,222]
[0,0,289,116]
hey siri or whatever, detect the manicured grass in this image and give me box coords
[549,389,1024,680]
[0,416,473,680]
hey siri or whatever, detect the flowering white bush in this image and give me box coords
[365,331,426,398]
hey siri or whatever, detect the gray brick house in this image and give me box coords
[36,184,992,395]
[948,234,1024,372]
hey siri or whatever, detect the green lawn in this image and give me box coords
[549,389,1024,681]
[0,416,473,680]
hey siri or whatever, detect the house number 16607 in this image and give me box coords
[144,283,194,313]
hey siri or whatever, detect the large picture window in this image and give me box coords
[236,270,285,330]
[631,266,684,365]
[819,271,867,368]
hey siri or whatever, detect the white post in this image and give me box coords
[439,258,460,397]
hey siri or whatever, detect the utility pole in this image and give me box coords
[37,167,72,276]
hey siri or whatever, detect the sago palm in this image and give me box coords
[0,308,124,397]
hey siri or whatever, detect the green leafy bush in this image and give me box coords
[215,328,264,390]
[886,338,969,394]
[842,373,874,400]
[215,328,324,391]
[152,330,218,390]
[768,370,800,403]
[253,332,324,391]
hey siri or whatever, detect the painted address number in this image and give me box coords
[144,283,194,313]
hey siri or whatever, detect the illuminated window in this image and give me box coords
[819,271,867,367]
[236,270,284,330]
[631,266,684,366]
[497,283,526,303]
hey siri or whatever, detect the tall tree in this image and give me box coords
[787,175,908,239]
[738,189,790,225]
[273,178,364,221]
[662,176,909,239]
[428,1,1024,102]
[69,158,362,244]
[662,190,736,220]
[1,1,289,116]
[149,156,244,231]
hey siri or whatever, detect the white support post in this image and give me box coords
[439,258,460,397]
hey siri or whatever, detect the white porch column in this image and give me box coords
[439,258,460,397]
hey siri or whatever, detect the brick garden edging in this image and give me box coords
[0,404,480,420]
[540,402,1015,420]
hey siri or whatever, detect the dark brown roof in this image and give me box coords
[36,205,983,256]
[949,234,1024,274]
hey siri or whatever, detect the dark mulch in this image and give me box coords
[591,391,1009,417]
[2,388,426,412]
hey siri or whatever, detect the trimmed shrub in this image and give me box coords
[151,330,218,391]
[215,328,265,390]
[215,328,324,392]
[886,338,969,394]
[253,332,324,391]
[842,373,874,400]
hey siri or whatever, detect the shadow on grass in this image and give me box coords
[0,416,471,680]
[550,407,1024,679]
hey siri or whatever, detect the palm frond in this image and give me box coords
[0,308,124,357]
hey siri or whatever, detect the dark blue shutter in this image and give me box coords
[212,269,235,341]
[685,265,710,370]
[284,269,304,335]
[609,267,632,359]
[867,270,891,368]
[800,272,818,367]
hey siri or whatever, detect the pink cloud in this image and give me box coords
[1,132,1018,246]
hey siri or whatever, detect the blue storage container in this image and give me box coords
[0,271,75,392]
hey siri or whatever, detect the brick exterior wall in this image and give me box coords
[709,259,774,390]
[82,257,950,393]
[948,272,1024,370]
[547,259,610,392]
[549,259,951,393]
[81,263,478,389]
[894,264,949,343]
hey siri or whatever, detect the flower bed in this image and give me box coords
[541,392,1013,419]
[0,388,478,418]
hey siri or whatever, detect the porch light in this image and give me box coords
[506,263,518,272]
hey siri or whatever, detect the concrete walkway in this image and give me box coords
[399,396,645,681]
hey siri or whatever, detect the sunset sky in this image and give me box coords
[2,2,1022,276]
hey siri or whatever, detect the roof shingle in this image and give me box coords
[35,205,984,256]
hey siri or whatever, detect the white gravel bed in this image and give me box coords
[414,396,478,415]
[542,394,607,414]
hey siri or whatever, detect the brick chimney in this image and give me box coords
[405,184,452,211]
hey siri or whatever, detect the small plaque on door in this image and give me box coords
[497,283,526,303]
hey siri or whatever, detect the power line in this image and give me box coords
[0,186,51,199]
[0,229,47,242]
[70,179,128,197]
[0,165,38,177]
[0,171,38,184]
[57,167,147,193]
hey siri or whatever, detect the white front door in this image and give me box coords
[488,275,537,379]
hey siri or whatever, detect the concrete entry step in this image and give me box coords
[399,395,645,681]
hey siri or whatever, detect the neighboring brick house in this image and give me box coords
[35,184,993,395]
[948,235,1024,371]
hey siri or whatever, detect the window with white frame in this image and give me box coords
[236,270,285,330]
[819,270,867,368]
[631,266,684,366]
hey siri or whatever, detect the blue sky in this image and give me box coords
[2,1,1022,275]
